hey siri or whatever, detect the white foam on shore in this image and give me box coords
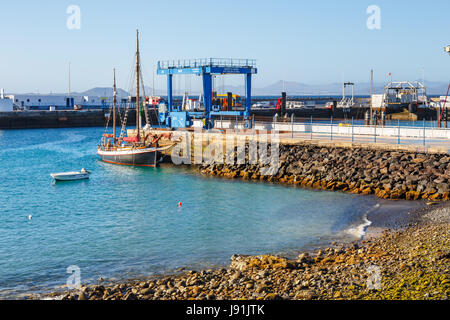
[344,203,379,239]
[345,215,373,239]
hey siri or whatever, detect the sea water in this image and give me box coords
[0,127,404,298]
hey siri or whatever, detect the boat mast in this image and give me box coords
[113,68,117,144]
[136,30,140,142]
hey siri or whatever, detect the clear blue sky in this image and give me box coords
[1,0,449,93]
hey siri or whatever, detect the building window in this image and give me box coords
[27,99,30,102]
[38,99,41,102]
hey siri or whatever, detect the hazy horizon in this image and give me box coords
[4,79,449,97]
[1,0,449,93]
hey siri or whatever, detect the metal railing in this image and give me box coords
[212,116,450,153]
[158,58,256,70]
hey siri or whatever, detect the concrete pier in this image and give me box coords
[138,126,450,201]
[0,110,159,130]
[139,121,450,165]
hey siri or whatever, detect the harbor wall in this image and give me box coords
[252,107,366,120]
[0,110,159,129]
[0,110,107,129]
[146,126,449,201]
[251,107,438,121]
[0,107,438,130]
[198,142,450,201]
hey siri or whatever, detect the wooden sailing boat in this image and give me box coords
[97,30,162,167]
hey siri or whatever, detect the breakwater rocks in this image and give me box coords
[51,220,449,301]
[199,143,450,201]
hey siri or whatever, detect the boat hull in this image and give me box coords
[97,148,158,167]
[50,173,90,181]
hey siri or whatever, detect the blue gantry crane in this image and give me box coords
[157,58,257,129]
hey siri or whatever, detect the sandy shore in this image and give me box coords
[35,201,449,301]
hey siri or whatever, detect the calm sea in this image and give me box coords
[0,127,409,298]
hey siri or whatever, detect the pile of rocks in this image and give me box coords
[53,222,449,301]
[200,143,450,201]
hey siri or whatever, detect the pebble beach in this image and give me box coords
[40,201,449,301]
[33,142,450,301]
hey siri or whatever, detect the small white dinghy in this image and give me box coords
[50,169,91,181]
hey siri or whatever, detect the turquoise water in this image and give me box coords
[0,127,383,297]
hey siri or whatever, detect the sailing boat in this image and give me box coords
[97,30,164,167]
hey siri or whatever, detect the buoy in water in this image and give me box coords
[28,215,32,220]
[178,202,182,208]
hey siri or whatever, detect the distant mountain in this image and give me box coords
[201,80,381,96]
[76,87,130,98]
[213,80,449,96]
[11,81,449,98]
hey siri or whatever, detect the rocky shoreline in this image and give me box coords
[199,143,450,201]
[26,143,450,300]
[36,202,449,301]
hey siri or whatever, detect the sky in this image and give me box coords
[0,0,450,94]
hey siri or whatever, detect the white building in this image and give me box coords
[5,94,113,110]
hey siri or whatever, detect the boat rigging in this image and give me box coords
[97,30,171,167]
